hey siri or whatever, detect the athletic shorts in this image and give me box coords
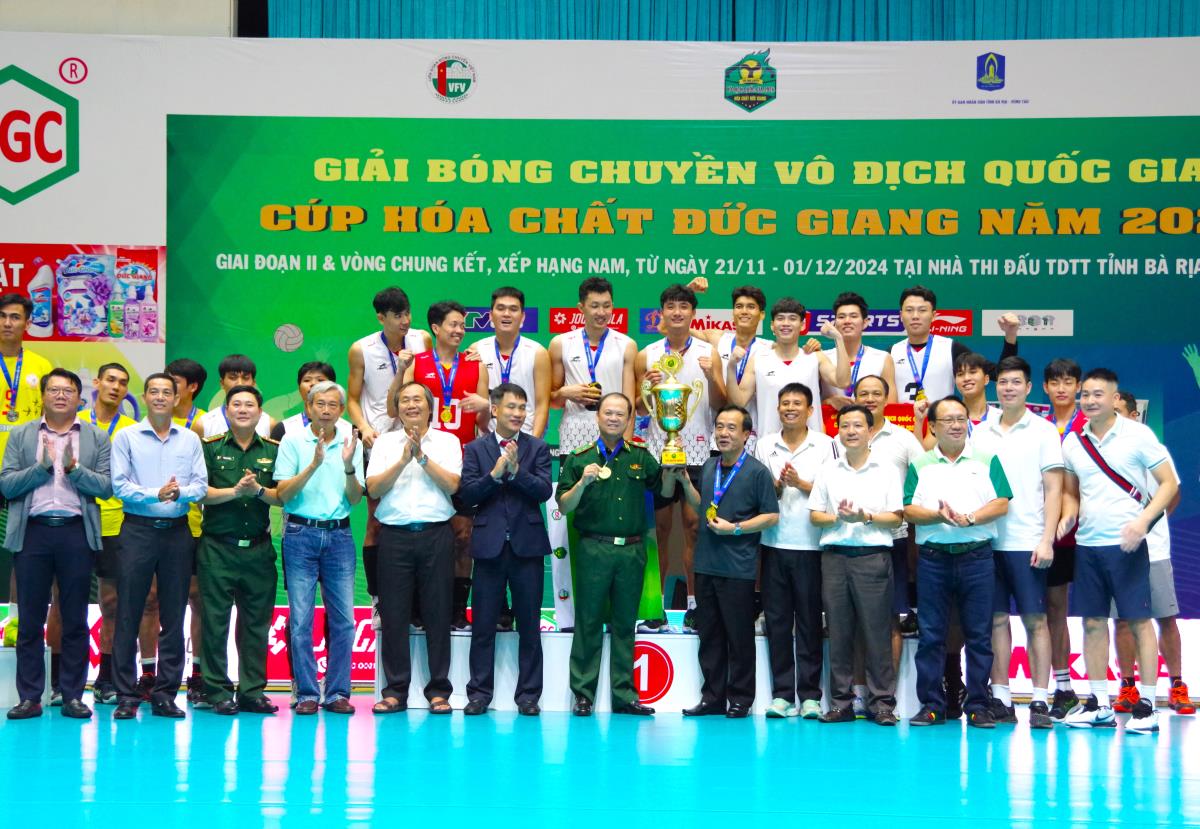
[1074,543,1151,620]
[1047,541,1075,588]
[653,464,703,511]
[992,549,1048,615]
[1110,558,1179,620]
[94,534,122,580]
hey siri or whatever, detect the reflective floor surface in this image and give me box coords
[0,695,1196,827]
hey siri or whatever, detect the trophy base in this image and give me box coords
[660,447,688,467]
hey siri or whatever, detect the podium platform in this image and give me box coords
[375,630,923,717]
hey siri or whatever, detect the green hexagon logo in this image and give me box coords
[0,65,79,205]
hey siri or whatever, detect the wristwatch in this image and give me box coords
[344,467,355,475]
[966,513,976,526]
[417,455,428,467]
[254,485,265,499]
[863,513,873,525]
[733,523,743,536]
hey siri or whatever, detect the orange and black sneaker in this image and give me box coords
[1112,683,1141,713]
[1169,682,1195,715]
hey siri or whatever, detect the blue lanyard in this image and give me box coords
[845,344,865,395]
[1,349,23,416]
[665,336,693,355]
[966,406,988,437]
[381,331,399,375]
[221,406,230,430]
[1047,407,1083,442]
[495,336,520,384]
[582,329,608,383]
[734,337,756,384]
[906,338,934,395]
[596,438,624,465]
[90,409,119,437]
[433,353,460,411]
[301,412,310,427]
[184,406,197,429]
[713,450,749,508]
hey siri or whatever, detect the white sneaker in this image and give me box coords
[1064,698,1117,728]
[765,697,793,718]
[370,595,381,632]
[754,613,766,636]
[1127,706,1160,734]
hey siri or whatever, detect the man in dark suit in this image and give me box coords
[458,382,552,715]
[2,368,112,720]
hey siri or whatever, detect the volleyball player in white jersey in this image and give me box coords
[198,354,275,438]
[272,361,350,440]
[550,277,637,448]
[471,286,550,437]
[890,285,1020,403]
[635,283,725,632]
[819,291,895,410]
[677,283,774,380]
[727,297,851,437]
[347,286,432,447]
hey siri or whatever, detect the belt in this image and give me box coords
[287,514,350,530]
[29,514,82,527]
[208,532,271,549]
[583,533,642,547]
[382,520,449,533]
[826,545,891,555]
[924,540,990,555]
[124,514,188,530]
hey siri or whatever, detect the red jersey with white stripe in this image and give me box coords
[413,350,481,447]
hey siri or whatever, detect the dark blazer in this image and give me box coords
[459,431,552,559]
[0,419,112,552]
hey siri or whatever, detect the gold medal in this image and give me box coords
[440,407,453,423]
[914,387,926,402]
[705,504,718,522]
[597,466,612,480]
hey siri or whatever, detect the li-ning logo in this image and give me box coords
[0,65,79,205]
[976,52,1005,91]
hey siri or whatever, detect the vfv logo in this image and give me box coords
[0,65,78,205]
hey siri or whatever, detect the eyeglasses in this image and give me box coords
[935,416,969,425]
[44,387,76,398]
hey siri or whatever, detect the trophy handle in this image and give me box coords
[687,379,704,422]
[640,380,655,420]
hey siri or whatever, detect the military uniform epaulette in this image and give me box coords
[627,436,649,449]
[573,443,594,456]
[262,436,280,445]
[202,434,224,444]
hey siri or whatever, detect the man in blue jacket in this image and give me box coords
[458,383,552,715]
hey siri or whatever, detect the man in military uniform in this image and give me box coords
[198,385,283,714]
[556,392,668,716]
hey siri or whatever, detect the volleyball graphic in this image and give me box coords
[273,323,304,352]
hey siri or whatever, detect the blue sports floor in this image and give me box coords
[1,695,1196,827]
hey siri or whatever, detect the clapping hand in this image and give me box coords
[39,434,54,471]
[341,429,359,466]
[312,428,328,466]
[60,439,75,473]
[233,470,259,497]
[937,500,970,527]
[837,498,867,523]
[158,476,180,502]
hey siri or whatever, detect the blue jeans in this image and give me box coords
[282,523,356,704]
[915,544,995,714]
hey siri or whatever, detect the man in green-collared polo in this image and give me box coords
[198,385,283,715]
[556,392,668,717]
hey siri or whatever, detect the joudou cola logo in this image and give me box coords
[0,65,78,205]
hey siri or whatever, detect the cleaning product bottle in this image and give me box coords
[123,288,140,341]
[27,264,53,338]
[139,295,158,341]
[107,292,124,338]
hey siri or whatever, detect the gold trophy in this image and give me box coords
[640,352,704,467]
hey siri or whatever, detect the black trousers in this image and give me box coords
[13,521,93,702]
[467,542,545,705]
[695,572,757,708]
[113,520,194,703]
[377,522,453,702]
[761,546,823,704]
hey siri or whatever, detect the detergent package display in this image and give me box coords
[55,254,116,338]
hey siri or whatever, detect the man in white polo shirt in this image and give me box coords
[970,356,1063,730]
[1061,368,1177,734]
[753,382,837,719]
[904,396,1011,729]
[810,404,904,726]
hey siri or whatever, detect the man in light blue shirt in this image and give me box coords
[275,380,364,715]
[110,373,208,720]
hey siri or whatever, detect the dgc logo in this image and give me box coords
[0,65,78,205]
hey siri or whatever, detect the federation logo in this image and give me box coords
[976,52,1005,91]
[724,49,777,113]
[428,55,476,103]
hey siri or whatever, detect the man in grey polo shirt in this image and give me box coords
[904,396,1011,729]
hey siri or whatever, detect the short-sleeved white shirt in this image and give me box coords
[1062,415,1169,547]
[366,427,462,525]
[904,444,1013,546]
[970,408,1065,551]
[809,454,903,549]
[753,429,838,551]
[843,418,924,540]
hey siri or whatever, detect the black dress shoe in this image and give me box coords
[213,699,239,715]
[7,699,42,719]
[573,696,593,716]
[463,699,489,716]
[725,703,751,718]
[114,700,139,720]
[613,701,655,716]
[151,699,186,719]
[61,699,93,719]
[683,700,726,717]
[517,700,540,716]
[239,696,279,714]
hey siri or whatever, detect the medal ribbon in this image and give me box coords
[712,449,749,511]
[1,349,23,419]
[90,409,119,437]
[906,338,934,399]
[495,336,520,384]
[1046,407,1083,442]
[381,331,400,375]
[434,353,460,420]
[664,336,693,355]
[582,329,608,384]
[185,406,197,429]
[844,343,865,395]
[734,337,756,384]
[596,438,624,467]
